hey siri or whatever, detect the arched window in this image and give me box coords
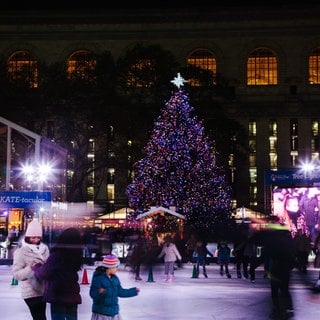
[247,47,277,85]
[127,58,155,88]
[7,51,38,88]
[187,49,216,86]
[67,50,96,82]
[308,47,320,84]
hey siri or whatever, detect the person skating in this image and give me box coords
[12,219,50,320]
[217,240,232,278]
[264,220,295,320]
[130,236,146,281]
[33,227,83,320]
[90,254,139,319]
[158,235,182,282]
[193,240,213,278]
[233,225,250,279]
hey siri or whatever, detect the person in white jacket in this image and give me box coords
[12,220,50,320]
[158,235,182,282]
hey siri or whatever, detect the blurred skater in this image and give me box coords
[217,240,232,278]
[264,221,295,320]
[158,235,182,282]
[193,240,213,278]
[33,228,83,320]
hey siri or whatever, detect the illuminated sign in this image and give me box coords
[265,169,320,186]
[0,191,51,208]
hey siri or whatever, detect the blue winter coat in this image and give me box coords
[90,270,138,317]
[217,245,231,264]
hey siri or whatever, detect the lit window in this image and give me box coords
[127,59,155,87]
[228,154,234,167]
[249,154,256,167]
[249,168,257,184]
[308,47,320,84]
[312,120,319,137]
[311,120,320,158]
[67,50,96,82]
[269,153,277,168]
[7,51,38,88]
[290,119,299,166]
[249,186,257,206]
[248,120,257,136]
[269,120,277,136]
[269,136,277,153]
[247,48,277,85]
[187,49,216,86]
[269,120,277,168]
[87,186,94,199]
[290,119,298,151]
[107,184,115,200]
[249,139,256,153]
[107,168,115,184]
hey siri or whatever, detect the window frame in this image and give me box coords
[187,48,216,86]
[7,50,38,88]
[247,47,278,86]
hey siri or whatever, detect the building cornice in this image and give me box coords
[0,4,319,41]
[0,4,319,25]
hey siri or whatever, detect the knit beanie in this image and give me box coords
[100,254,120,268]
[56,227,82,246]
[25,220,43,237]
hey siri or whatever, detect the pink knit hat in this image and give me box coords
[25,220,43,237]
[100,254,120,268]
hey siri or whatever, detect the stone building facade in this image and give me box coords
[1,3,320,214]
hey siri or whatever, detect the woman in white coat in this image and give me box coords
[12,220,50,320]
[158,235,182,282]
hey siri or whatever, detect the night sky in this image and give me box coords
[1,1,318,11]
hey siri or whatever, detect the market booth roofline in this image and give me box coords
[136,206,186,220]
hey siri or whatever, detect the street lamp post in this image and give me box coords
[21,162,53,191]
[20,161,54,245]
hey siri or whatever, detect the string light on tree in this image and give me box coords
[126,73,232,234]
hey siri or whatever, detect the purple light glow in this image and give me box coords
[126,86,232,229]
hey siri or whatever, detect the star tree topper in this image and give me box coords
[171,72,187,88]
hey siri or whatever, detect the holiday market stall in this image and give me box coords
[136,206,185,245]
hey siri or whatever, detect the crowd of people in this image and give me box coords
[9,214,320,320]
[13,220,139,320]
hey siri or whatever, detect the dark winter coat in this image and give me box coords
[314,233,320,268]
[217,245,231,264]
[130,241,145,265]
[264,227,295,278]
[193,244,213,263]
[233,232,248,257]
[90,270,138,317]
[33,251,82,305]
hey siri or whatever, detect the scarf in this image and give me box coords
[22,239,48,262]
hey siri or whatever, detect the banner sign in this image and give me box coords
[0,191,52,208]
[265,169,320,186]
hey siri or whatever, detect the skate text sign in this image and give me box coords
[0,191,52,208]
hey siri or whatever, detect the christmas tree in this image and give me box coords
[126,73,232,234]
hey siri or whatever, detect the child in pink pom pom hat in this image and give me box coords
[90,254,140,320]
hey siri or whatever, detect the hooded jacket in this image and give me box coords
[158,242,182,262]
[12,240,49,299]
[89,269,138,316]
